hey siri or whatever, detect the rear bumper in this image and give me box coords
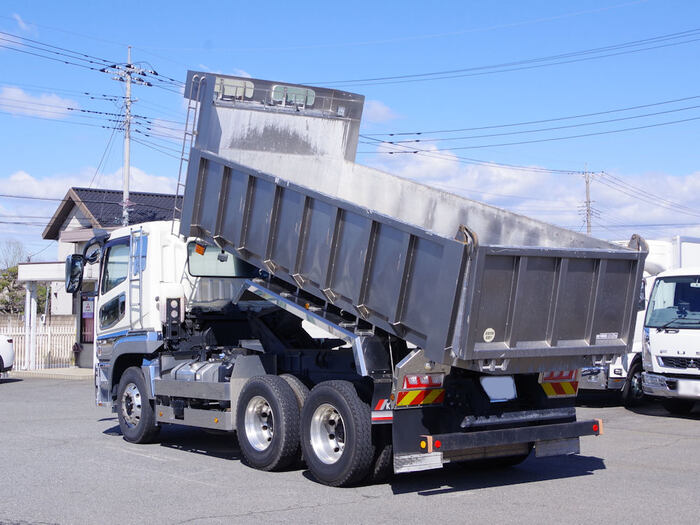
[578,366,624,391]
[420,419,602,454]
[643,372,700,399]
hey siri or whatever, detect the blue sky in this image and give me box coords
[0,0,699,259]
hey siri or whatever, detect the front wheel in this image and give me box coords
[621,360,645,408]
[116,367,160,444]
[661,398,695,415]
[301,381,373,487]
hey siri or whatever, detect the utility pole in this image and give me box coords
[123,46,132,227]
[584,170,592,235]
[100,48,151,226]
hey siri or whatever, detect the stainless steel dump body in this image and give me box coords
[179,72,646,372]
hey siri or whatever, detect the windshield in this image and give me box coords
[645,276,700,329]
[187,242,258,278]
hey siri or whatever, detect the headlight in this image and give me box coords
[642,327,653,369]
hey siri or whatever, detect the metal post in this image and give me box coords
[122,46,132,227]
[24,283,31,370]
[29,283,37,370]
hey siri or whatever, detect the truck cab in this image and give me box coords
[641,267,700,414]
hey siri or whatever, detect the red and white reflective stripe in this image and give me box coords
[541,370,578,383]
[371,410,393,422]
[374,399,390,411]
[403,373,444,390]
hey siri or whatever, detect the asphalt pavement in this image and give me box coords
[1,377,698,525]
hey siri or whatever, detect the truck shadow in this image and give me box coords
[158,426,242,461]
[389,454,606,496]
[576,390,622,407]
[624,403,700,420]
[102,423,242,461]
[0,377,22,384]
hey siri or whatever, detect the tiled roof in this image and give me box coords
[43,187,182,240]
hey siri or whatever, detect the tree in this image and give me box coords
[0,239,28,270]
[0,266,47,314]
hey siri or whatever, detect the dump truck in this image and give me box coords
[65,72,646,486]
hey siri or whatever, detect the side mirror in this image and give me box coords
[65,254,85,294]
[84,242,102,264]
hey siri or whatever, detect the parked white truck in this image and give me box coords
[579,236,700,407]
[65,72,646,486]
[641,266,700,414]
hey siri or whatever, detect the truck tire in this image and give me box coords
[280,374,310,410]
[661,398,695,415]
[236,375,300,471]
[301,380,373,487]
[116,367,160,444]
[366,437,393,484]
[621,360,645,408]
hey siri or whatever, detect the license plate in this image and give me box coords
[480,376,517,402]
[677,380,700,398]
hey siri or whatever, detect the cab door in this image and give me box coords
[97,237,131,343]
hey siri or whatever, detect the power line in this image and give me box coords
[597,171,700,215]
[379,103,700,144]
[359,134,584,174]
[363,94,700,137]
[0,108,123,129]
[594,176,700,219]
[0,31,113,66]
[362,114,700,152]
[308,28,700,86]
[131,137,182,160]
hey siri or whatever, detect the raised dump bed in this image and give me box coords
[179,72,646,373]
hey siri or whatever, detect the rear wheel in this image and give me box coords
[116,367,160,444]
[621,360,645,408]
[280,374,309,411]
[661,398,695,415]
[301,380,373,487]
[236,375,300,471]
[366,427,393,484]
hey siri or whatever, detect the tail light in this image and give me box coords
[402,373,444,390]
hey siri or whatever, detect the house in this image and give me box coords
[17,187,181,369]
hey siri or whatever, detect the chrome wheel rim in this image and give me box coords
[244,395,274,451]
[120,382,142,428]
[631,371,644,399]
[310,403,345,464]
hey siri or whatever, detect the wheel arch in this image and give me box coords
[111,354,147,401]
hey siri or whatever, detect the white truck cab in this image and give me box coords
[641,267,700,414]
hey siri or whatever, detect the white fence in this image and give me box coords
[0,315,77,369]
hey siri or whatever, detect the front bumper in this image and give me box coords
[643,372,700,399]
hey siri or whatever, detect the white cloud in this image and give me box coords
[0,86,78,119]
[11,13,37,35]
[231,68,252,78]
[364,144,700,241]
[364,100,399,123]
